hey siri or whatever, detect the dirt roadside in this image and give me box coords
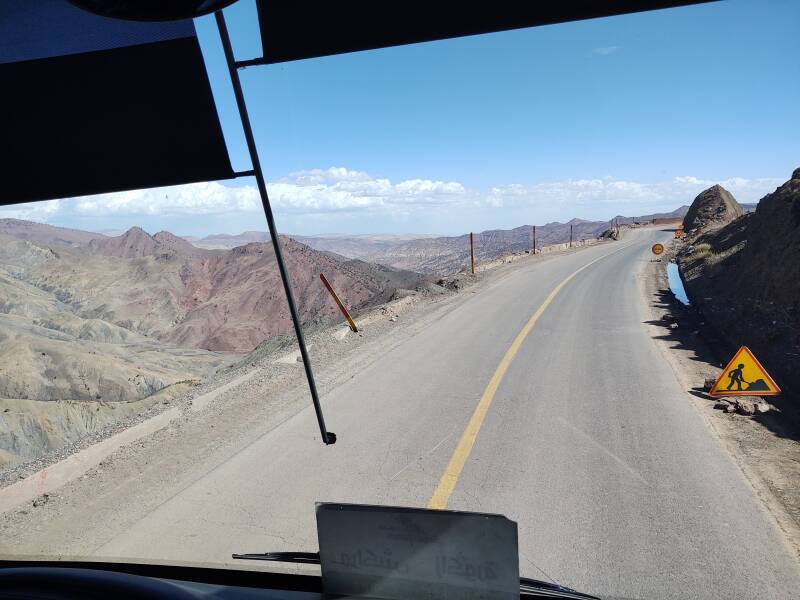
[0,237,613,555]
[640,242,800,560]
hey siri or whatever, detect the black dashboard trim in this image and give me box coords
[0,560,321,593]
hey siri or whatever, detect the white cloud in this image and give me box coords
[483,175,783,210]
[70,181,261,216]
[0,167,784,233]
[673,175,782,194]
[593,46,620,55]
[268,168,469,212]
[0,198,63,221]
[287,166,373,185]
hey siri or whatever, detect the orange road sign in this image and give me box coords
[651,243,664,255]
[709,346,781,397]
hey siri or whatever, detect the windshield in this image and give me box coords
[1,1,799,599]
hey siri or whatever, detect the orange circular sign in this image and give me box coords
[651,243,665,255]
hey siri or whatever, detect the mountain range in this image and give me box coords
[288,207,691,274]
[0,220,423,404]
[184,207,692,274]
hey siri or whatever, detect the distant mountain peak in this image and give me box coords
[89,226,158,258]
[122,225,151,238]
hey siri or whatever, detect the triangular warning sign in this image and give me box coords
[710,346,781,397]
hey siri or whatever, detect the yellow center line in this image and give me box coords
[427,245,632,509]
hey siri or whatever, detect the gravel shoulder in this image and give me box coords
[640,241,800,560]
[0,239,610,556]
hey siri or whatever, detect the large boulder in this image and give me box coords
[682,184,743,233]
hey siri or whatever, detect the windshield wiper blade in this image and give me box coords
[232,552,320,564]
[519,576,600,599]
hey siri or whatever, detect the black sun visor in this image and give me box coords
[1,0,234,206]
[249,0,714,66]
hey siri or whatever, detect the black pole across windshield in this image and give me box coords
[214,10,336,445]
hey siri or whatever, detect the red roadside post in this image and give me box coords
[319,273,358,332]
[470,232,475,274]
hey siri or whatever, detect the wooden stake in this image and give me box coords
[320,273,358,332]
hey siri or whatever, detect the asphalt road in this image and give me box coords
[95,228,800,599]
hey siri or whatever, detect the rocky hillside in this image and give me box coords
[678,169,800,397]
[0,223,424,470]
[0,234,233,404]
[163,237,425,351]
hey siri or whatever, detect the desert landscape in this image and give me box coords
[0,220,426,467]
[0,206,738,469]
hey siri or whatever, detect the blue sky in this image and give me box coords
[5,0,799,236]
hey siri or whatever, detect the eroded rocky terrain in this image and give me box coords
[0,220,424,467]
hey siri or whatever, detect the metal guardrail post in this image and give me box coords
[470,232,475,274]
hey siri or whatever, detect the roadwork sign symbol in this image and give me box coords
[651,243,664,255]
[709,346,781,397]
